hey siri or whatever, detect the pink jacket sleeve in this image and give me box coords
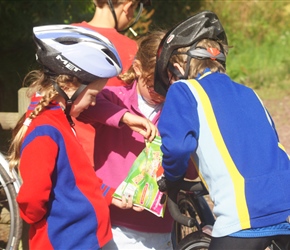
[78,87,129,127]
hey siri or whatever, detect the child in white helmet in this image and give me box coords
[8,24,156,250]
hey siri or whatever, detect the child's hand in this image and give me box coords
[121,112,158,142]
[112,195,144,212]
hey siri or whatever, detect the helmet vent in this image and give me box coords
[55,37,79,45]
[179,27,196,38]
[106,58,114,66]
[102,48,118,65]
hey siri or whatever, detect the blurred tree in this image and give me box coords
[0,0,94,112]
[0,0,202,112]
[149,0,202,30]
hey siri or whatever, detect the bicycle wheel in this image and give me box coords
[0,163,22,250]
[175,231,211,250]
[173,193,214,244]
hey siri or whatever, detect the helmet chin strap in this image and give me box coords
[168,63,185,80]
[107,0,118,29]
[120,3,144,34]
[107,0,144,35]
[52,81,87,126]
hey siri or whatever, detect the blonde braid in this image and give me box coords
[8,72,82,171]
[29,86,58,120]
[8,71,58,170]
[7,117,27,171]
[119,65,137,84]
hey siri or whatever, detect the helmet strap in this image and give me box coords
[107,0,144,35]
[168,63,185,79]
[170,40,226,79]
[107,0,119,30]
[183,58,192,79]
[119,3,144,35]
[52,81,87,127]
[170,49,193,80]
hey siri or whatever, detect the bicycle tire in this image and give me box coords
[173,194,199,243]
[176,231,280,250]
[0,163,22,250]
[175,231,211,250]
[173,193,214,244]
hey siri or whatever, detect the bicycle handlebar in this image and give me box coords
[166,180,208,227]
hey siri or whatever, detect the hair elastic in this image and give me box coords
[23,118,32,127]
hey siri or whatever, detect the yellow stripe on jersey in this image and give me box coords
[189,79,250,228]
[190,155,209,190]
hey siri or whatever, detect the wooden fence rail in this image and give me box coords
[0,88,30,130]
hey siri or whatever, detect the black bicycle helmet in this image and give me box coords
[33,24,122,84]
[154,11,228,97]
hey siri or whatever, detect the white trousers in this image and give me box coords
[103,225,173,250]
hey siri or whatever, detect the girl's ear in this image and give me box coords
[173,63,185,76]
[132,60,142,77]
[122,1,133,15]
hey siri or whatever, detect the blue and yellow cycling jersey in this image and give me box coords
[158,72,290,237]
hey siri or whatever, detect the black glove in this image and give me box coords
[157,175,184,192]
[157,175,185,205]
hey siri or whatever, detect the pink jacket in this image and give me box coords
[78,81,174,233]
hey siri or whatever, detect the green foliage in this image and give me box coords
[125,8,155,39]
[149,0,203,29]
[0,0,94,112]
[200,0,290,91]
[1,0,290,112]
[0,0,94,50]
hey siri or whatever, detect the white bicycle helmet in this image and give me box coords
[33,24,122,83]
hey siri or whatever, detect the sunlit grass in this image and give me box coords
[200,0,290,97]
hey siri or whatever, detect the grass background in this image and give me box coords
[200,1,290,95]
